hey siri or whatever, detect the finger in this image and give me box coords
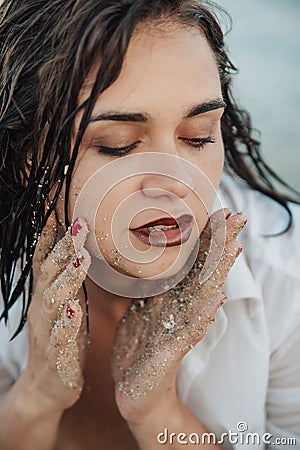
[194,211,246,287]
[178,208,230,291]
[198,208,231,267]
[50,300,84,388]
[39,217,89,283]
[203,210,247,250]
[209,207,231,227]
[225,212,247,243]
[56,340,83,389]
[49,300,83,389]
[50,300,83,348]
[177,291,227,353]
[33,209,58,279]
[198,207,231,253]
[42,247,91,322]
[199,240,243,294]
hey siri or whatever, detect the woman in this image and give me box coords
[0,1,299,449]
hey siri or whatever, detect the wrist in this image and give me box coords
[0,371,64,450]
[14,370,66,418]
[128,393,184,447]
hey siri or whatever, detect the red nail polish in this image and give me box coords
[222,293,227,301]
[237,246,243,256]
[66,304,75,319]
[73,254,85,268]
[225,211,232,219]
[71,218,82,236]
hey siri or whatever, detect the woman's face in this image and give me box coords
[58,23,225,281]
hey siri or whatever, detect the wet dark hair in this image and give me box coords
[0,0,299,336]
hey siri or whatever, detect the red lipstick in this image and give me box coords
[130,214,193,247]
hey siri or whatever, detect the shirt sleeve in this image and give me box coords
[260,256,300,447]
[0,275,29,385]
[244,199,300,447]
[266,322,300,448]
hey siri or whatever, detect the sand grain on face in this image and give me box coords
[112,212,246,399]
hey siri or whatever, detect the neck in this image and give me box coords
[85,275,133,323]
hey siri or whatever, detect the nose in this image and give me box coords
[141,155,194,200]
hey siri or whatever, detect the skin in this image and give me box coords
[55,23,225,279]
[0,22,247,450]
[112,210,245,420]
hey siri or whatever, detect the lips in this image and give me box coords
[130,214,193,247]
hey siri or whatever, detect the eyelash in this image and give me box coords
[178,136,216,148]
[97,141,140,156]
[97,136,216,156]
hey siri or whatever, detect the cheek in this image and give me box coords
[206,148,224,212]
[76,177,136,265]
[209,147,224,187]
[67,151,111,224]
[66,146,224,280]
[199,144,224,197]
[187,145,224,233]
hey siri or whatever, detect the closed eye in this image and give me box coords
[96,135,216,156]
[97,141,141,156]
[178,136,216,149]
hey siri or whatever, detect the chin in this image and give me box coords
[129,242,197,280]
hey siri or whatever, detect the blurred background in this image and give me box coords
[217,0,300,192]
[0,0,298,191]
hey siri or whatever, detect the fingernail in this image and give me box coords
[66,303,75,319]
[225,211,232,220]
[220,293,227,305]
[71,218,82,236]
[237,245,243,256]
[73,252,85,268]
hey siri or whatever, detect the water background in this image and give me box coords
[217,0,300,192]
[0,1,298,191]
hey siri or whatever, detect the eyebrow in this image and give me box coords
[184,99,226,118]
[89,112,150,123]
[89,98,226,123]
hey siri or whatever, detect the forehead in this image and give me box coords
[79,23,221,114]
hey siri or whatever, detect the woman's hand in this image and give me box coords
[111,209,247,426]
[23,211,91,412]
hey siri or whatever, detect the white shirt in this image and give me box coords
[1,175,300,449]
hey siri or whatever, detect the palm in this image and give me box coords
[112,209,246,407]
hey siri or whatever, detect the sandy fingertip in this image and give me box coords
[70,217,89,238]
